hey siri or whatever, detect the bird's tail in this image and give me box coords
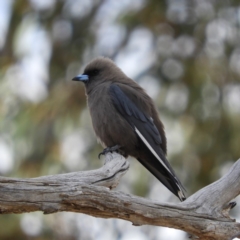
[137,154,186,201]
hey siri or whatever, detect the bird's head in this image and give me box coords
[72,57,125,93]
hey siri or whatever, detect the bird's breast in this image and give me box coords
[87,87,138,151]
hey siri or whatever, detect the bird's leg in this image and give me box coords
[98,145,122,159]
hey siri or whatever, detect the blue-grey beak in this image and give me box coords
[72,74,89,82]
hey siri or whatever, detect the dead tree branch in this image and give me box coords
[0,152,240,240]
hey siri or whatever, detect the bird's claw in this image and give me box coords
[98,145,121,159]
[98,149,107,159]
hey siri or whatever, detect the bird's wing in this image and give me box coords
[109,84,185,201]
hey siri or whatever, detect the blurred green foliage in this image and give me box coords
[0,0,240,239]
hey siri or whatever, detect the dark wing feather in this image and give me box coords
[109,84,162,146]
[109,84,186,201]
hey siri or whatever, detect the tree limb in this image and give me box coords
[0,152,240,240]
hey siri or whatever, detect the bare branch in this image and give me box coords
[0,153,240,240]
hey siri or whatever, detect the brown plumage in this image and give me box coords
[73,57,186,201]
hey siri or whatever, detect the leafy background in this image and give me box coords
[0,0,240,239]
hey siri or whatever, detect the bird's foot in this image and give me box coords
[98,145,121,159]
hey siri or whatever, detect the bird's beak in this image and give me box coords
[72,74,89,82]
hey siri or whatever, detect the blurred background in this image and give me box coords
[0,0,240,239]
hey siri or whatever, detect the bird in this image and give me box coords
[72,57,186,201]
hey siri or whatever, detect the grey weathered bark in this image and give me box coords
[0,152,240,240]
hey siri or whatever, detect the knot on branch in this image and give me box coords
[93,152,130,189]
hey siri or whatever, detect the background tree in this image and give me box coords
[0,0,240,239]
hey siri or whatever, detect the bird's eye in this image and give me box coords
[93,69,99,75]
[88,69,99,76]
